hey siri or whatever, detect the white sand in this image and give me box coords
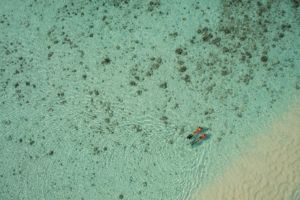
[190,101,300,200]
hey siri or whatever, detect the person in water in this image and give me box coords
[187,127,203,139]
[191,133,207,145]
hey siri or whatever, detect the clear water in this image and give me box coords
[0,0,299,200]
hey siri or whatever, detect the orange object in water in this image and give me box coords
[190,133,208,145]
[193,127,203,134]
[199,133,207,139]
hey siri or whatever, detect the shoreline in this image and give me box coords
[189,99,300,200]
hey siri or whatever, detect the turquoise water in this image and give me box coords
[0,0,299,199]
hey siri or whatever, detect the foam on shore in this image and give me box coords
[190,100,300,200]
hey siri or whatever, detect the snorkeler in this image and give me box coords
[186,127,204,139]
[191,133,207,145]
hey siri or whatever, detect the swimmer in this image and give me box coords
[187,127,203,139]
[191,133,207,145]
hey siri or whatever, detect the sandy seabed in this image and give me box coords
[190,100,300,200]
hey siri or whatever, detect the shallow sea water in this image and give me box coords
[0,0,299,200]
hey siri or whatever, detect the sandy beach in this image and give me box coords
[190,100,300,200]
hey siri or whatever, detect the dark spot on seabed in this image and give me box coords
[159,82,167,89]
[204,108,214,115]
[175,48,184,55]
[261,55,268,62]
[168,139,174,144]
[94,90,99,96]
[178,65,187,73]
[143,181,148,187]
[101,57,111,65]
[160,115,168,124]
[29,139,35,145]
[182,74,191,83]
[148,0,161,11]
[93,147,100,155]
[129,80,137,86]
[48,52,54,59]
[291,0,299,8]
